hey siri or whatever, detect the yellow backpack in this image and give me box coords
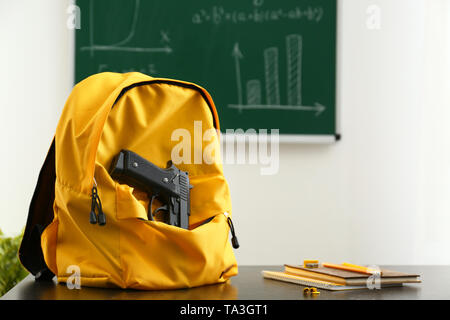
[19,72,239,289]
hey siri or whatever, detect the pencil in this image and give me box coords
[322,262,374,275]
[342,263,382,275]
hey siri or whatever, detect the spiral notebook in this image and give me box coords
[262,270,402,291]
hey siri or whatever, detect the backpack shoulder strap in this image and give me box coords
[18,139,56,281]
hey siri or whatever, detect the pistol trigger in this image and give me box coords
[154,205,169,214]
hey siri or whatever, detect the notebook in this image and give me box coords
[261,270,403,291]
[284,264,421,286]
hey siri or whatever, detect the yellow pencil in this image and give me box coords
[342,263,382,275]
[322,262,373,275]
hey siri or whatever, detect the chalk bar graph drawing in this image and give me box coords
[228,36,326,116]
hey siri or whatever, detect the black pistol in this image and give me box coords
[108,149,193,229]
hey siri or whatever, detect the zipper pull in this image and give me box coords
[96,193,106,226]
[89,188,98,224]
[224,212,239,249]
[89,178,106,226]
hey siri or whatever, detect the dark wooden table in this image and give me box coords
[1,266,448,300]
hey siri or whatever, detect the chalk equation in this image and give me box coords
[192,5,323,25]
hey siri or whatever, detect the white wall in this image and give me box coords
[0,0,72,236]
[1,0,449,265]
[227,0,450,266]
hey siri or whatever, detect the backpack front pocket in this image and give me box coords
[117,210,238,290]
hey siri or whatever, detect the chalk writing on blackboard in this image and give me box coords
[228,36,326,116]
[80,0,172,56]
[192,5,324,25]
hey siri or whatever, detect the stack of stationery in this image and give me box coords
[262,262,421,291]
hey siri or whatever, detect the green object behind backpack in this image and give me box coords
[0,229,29,297]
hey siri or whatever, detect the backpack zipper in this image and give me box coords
[112,79,219,129]
[224,212,239,249]
[89,178,106,226]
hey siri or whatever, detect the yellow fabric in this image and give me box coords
[40,72,238,289]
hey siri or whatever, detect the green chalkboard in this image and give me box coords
[75,0,337,137]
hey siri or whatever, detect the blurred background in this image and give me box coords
[0,0,449,267]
